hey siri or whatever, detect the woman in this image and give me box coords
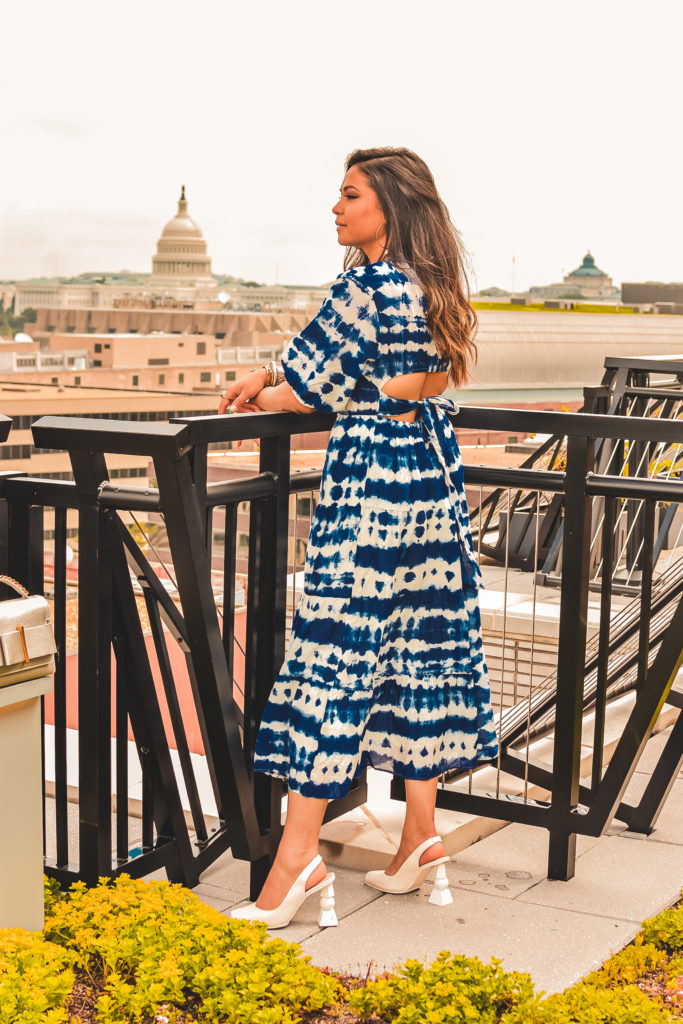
[221,148,498,929]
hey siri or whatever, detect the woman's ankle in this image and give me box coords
[396,830,443,862]
[275,846,320,875]
[399,824,439,848]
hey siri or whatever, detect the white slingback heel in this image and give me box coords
[364,835,452,905]
[231,854,338,930]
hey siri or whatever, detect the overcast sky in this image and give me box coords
[2,0,681,291]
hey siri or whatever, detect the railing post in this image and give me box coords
[626,371,650,578]
[246,434,289,899]
[70,452,113,883]
[548,434,594,879]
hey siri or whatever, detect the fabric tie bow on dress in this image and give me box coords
[351,388,484,593]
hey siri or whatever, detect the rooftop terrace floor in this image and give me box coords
[177,724,681,993]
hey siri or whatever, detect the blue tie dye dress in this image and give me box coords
[253,260,498,799]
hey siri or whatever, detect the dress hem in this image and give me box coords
[254,747,499,801]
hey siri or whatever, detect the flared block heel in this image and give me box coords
[364,835,452,898]
[428,861,453,906]
[318,880,338,927]
[231,855,335,929]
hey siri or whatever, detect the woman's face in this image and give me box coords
[332,164,386,260]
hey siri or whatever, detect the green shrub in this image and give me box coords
[585,935,667,987]
[2,876,679,1023]
[642,902,683,954]
[44,874,341,1023]
[501,983,673,1023]
[349,950,534,1023]
[44,876,66,917]
[0,928,74,1024]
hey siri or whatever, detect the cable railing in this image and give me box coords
[468,357,683,593]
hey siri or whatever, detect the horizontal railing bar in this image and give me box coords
[0,475,80,508]
[172,410,334,443]
[19,405,683,455]
[434,788,552,826]
[0,473,295,512]
[454,406,683,443]
[603,355,683,373]
[175,405,683,445]
[624,387,683,400]
[98,482,162,511]
[464,466,565,492]
[465,465,682,503]
[3,463,680,515]
[290,470,323,493]
[206,473,278,507]
[32,415,193,457]
[81,471,319,511]
[585,473,683,502]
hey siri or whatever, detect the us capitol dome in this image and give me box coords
[150,185,216,287]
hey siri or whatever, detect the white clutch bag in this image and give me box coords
[0,575,57,689]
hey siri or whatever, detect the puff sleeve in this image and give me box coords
[281,272,379,412]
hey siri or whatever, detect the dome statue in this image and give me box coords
[150,186,215,285]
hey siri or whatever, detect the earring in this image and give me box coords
[375,222,386,245]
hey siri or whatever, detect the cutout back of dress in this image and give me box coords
[380,371,449,422]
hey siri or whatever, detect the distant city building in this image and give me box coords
[13,188,219,313]
[223,282,330,311]
[561,252,615,296]
[475,286,510,299]
[150,185,216,290]
[3,306,308,391]
[10,188,330,315]
[26,305,308,349]
[621,282,683,306]
[528,251,619,300]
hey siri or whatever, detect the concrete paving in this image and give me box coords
[191,721,682,996]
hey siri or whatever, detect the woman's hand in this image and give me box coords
[218,367,268,414]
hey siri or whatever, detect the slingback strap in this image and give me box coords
[411,836,443,862]
[296,854,322,887]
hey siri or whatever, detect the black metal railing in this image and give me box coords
[0,386,680,893]
[471,356,683,586]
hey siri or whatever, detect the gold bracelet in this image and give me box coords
[262,361,279,387]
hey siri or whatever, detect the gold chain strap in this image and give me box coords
[0,575,30,598]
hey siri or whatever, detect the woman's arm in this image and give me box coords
[218,367,313,415]
[252,382,314,414]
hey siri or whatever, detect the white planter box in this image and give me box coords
[0,674,52,932]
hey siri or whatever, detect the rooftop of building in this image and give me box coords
[0,381,222,414]
[567,251,607,277]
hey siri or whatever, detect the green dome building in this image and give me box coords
[562,251,614,296]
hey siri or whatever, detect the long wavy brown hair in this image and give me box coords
[344,147,477,387]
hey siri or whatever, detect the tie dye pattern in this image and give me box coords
[253,261,498,798]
